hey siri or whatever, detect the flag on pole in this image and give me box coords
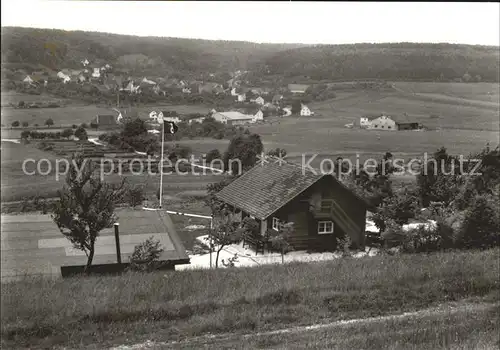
[157,111,164,124]
[165,121,178,134]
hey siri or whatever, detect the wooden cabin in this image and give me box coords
[215,161,368,251]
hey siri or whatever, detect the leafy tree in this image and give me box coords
[223,132,264,175]
[267,147,287,158]
[122,118,147,138]
[205,149,222,163]
[11,120,20,127]
[72,124,78,129]
[74,126,88,140]
[18,100,25,107]
[20,130,30,139]
[51,154,127,272]
[455,194,500,249]
[372,191,419,232]
[61,128,74,139]
[268,222,294,264]
[206,176,236,214]
[211,206,243,268]
[417,147,463,207]
[45,118,54,127]
[80,123,88,129]
[126,185,145,207]
[22,121,29,127]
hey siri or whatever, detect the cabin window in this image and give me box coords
[320,200,333,213]
[318,221,334,234]
[388,126,392,129]
[374,124,378,128]
[272,217,280,231]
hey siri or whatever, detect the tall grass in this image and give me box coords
[1,249,499,349]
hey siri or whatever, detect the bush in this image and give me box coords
[205,149,222,163]
[11,121,20,127]
[128,236,164,272]
[126,185,145,207]
[455,194,500,249]
[22,121,29,127]
[45,118,54,127]
[72,124,78,129]
[61,128,74,139]
[80,123,89,129]
[74,126,88,140]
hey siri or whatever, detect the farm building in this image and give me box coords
[359,115,397,130]
[237,93,247,102]
[300,104,313,116]
[397,122,420,130]
[0,209,189,281]
[215,161,368,252]
[212,111,254,125]
[288,84,310,94]
[95,114,118,129]
[254,96,265,105]
[23,75,34,85]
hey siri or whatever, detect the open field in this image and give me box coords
[0,101,211,127]
[0,91,77,107]
[1,249,498,349]
[392,81,500,103]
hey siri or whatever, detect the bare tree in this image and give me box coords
[51,153,127,272]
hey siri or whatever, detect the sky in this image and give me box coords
[1,1,499,46]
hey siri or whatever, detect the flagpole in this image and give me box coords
[159,120,165,209]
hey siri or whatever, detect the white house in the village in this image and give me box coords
[23,75,34,85]
[252,110,264,123]
[230,87,238,96]
[57,71,71,84]
[81,58,89,67]
[188,116,206,125]
[300,104,313,116]
[282,107,292,117]
[142,77,156,85]
[237,93,246,102]
[360,115,397,130]
[212,111,254,125]
[254,96,265,105]
[92,68,101,79]
[182,87,192,94]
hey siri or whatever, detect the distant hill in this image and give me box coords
[1,27,499,83]
[0,27,307,77]
[258,43,500,83]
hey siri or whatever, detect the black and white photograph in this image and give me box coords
[1,1,499,349]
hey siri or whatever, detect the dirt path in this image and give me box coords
[108,300,498,349]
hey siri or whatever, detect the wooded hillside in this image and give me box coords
[2,27,499,82]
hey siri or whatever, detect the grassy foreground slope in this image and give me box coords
[1,249,499,349]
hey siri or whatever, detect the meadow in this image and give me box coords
[0,93,211,127]
[1,249,498,349]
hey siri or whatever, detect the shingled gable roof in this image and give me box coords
[215,160,367,220]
